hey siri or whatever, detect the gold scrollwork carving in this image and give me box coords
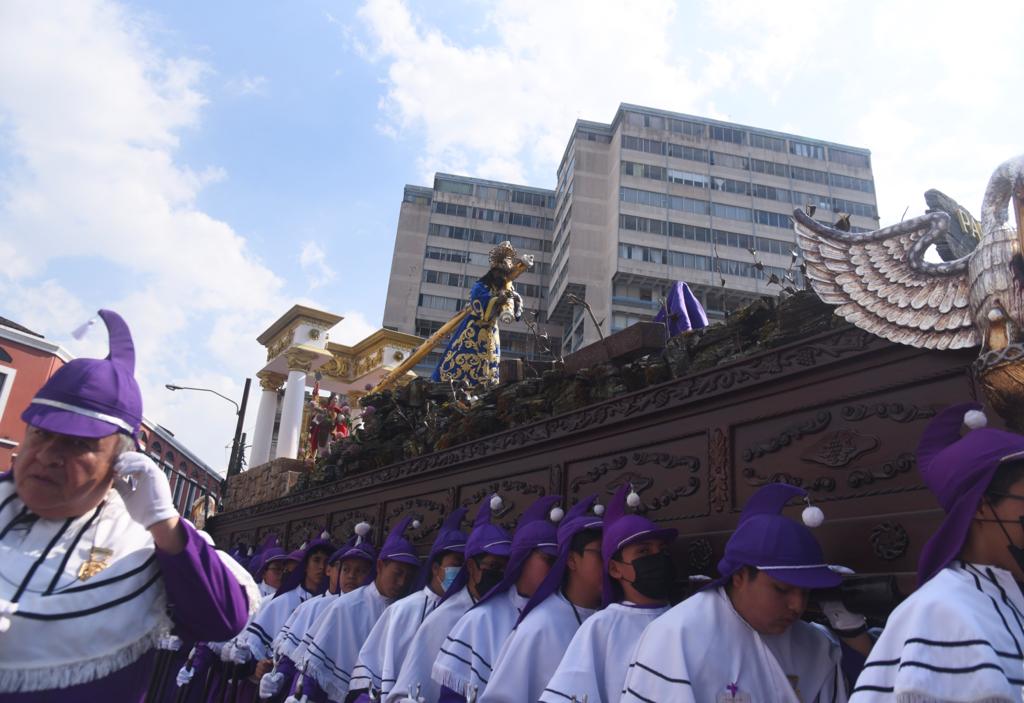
[285,349,317,373]
[257,371,286,392]
[320,355,351,380]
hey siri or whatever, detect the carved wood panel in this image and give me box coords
[382,491,454,549]
[457,468,551,532]
[564,434,707,524]
[328,505,380,547]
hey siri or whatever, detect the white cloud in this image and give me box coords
[225,73,268,97]
[353,0,1023,228]
[326,310,379,346]
[355,0,712,184]
[0,0,287,469]
[299,241,337,289]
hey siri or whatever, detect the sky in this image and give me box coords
[1,0,1021,472]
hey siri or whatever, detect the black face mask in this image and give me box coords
[475,567,505,597]
[626,552,676,601]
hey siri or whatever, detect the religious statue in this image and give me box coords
[431,241,532,387]
[307,392,351,461]
[794,154,1024,428]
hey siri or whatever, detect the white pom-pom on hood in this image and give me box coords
[549,506,565,523]
[490,495,504,511]
[802,505,825,528]
[963,409,988,430]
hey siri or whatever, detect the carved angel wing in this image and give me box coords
[794,209,979,350]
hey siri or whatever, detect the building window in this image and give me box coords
[749,133,786,152]
[789,140,826,160]
[751,158,789,178]
[709,152,749,171]
[829,147,871,169]
[172,473,185,507]
[668,118,705,138]
[0,365,16,424]
[435,178,475,196]
[828,172,874,194]
[709,125,746,144]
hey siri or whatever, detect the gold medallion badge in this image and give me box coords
[77,547,114,581]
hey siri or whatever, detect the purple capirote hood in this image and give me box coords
[380,516,421,567]
[709,483,839,592]
[21,309,143,441]
[415,506,469,590]
[915,402,1024,585]
[274,538,336,598]
[601,484,678,606]
[518,495,603,624]
[473,494,562,609]
[440,495,512,603]
[653,281,709,337]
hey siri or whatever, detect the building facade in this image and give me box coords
[0,317,224,516]
[386,104,878,358]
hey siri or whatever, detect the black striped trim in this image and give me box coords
[898,660,1006,675]
[246,622,273,648]
[13,517,72,602]
[625,661,691,685]
[437,646,490,685]
[14,570,162,620]
[0,505,29,540]
[443,635,493,670]
[306,640,351,682]
[57,553,157,594]
[0,490,19,515]
[851,684,895,693]
[541,686,576,700]
[622,686,659,703]
[45,502,104,595]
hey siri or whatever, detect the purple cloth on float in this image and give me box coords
[0,520,248,703]
[652,281,708,337]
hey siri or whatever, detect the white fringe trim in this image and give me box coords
[0,617,170,692]
[431,664,471,697]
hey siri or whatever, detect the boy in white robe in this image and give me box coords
[349,508,469,702]
[542,484,677,703]
[852,402,1024,701]
[385,495,511,703]
[621,483,851,703]
[432,495,562,702]
[295,517,420,702]
[482,496,604,703]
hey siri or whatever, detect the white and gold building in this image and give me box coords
[249,305,423,467]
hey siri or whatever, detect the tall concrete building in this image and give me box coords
[385,103,878,365]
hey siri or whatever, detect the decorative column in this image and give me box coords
[250,371,285,467]
[274,351,316,460]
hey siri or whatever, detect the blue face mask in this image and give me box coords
[441,566,461,591]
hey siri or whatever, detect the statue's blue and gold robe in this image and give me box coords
[431,281,506,386]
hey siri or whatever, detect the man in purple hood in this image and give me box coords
[622,482,847,702]
[432,494,562,702]
[0,310,249,702]
[385,495,511,703]
[851,403,1024,701]
[483,496,603,703]
[542,484,676,703]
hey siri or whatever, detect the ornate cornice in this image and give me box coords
[257,371,286,392]
[215,326,894,525]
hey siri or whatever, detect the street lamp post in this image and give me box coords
[165,378,252,483]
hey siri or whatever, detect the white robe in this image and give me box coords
[481,591,596,703]
[621,587,846,703]
[540,602,667,703]
[235,585,314,661]
[386,586,475,703]
[259,580,276,600]
[273,591,338,663]
[304,581,393,702]
[432,587,529,698]
[350,586,442,697]
[851,562,1024,702]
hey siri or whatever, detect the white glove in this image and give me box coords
[820,599,867,635]
[207,641,226,657]
[283,697,299,703]
[176,665,194,688]
[224,641,252,665]
[260,671,284,698]
[113,451,178,528]
[159,634,183,651]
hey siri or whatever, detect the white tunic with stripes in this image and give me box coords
[272,590,338,663]
[540,602,667,703]
[233,584,314,662]
[431,587,528,698]
[621,587,846,703]
[482,591,597,703]
[350,586,441,697]
[385,585,475,703]
[303,581,393,702]
[851,562,1024,702]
